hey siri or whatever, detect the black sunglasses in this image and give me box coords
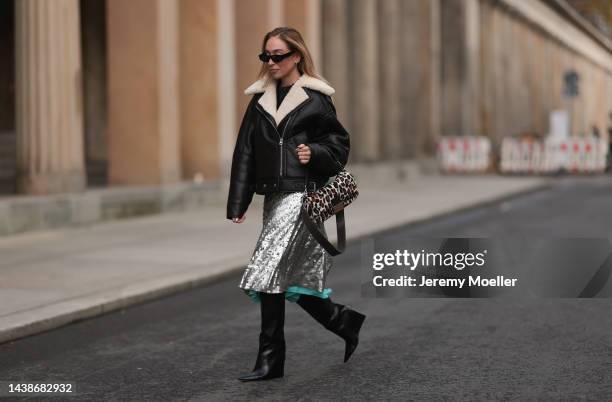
[258,50,295,63]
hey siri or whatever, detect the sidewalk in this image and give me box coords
[0,174,551,344]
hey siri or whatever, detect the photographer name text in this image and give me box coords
[372,275,517,288]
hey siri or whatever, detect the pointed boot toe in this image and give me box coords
[238,370,283,382]
[237,365,284,382]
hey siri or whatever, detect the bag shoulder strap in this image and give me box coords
[300,207,346,256]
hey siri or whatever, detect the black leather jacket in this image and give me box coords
[226,75,350,220]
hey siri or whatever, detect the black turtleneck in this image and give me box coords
[276,81,293,109]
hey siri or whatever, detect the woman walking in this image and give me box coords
[227,27,366,382]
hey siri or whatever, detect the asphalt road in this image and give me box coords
[1,176,612,401]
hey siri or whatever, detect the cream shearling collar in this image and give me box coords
[244,73,335,126]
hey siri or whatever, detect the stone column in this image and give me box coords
[106,0,181,186]
[427,0,442,158]
[439,0,481,137]
[269,0,284,28]
[321,0,351,147]
[378,0,402,160]
[234,0,271,131]
[284,0,321,72]
[351,0,379,162]
[463,0,481,136]
[217,0,236,182]
[400,0,441,159]
[179,0,221,182]
[15,0,86,195]
[424,0,441,155]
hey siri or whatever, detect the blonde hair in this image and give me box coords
[257,27,328,83]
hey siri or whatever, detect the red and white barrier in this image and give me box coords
[437,136,491,173]
[500,136,609,174]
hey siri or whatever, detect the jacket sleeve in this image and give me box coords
[226,96,257,220]
[307,95,350,177]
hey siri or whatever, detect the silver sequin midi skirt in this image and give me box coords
[238,191,333,302]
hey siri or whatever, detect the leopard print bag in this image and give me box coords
[300,161,358,256]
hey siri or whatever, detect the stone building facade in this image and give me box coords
[0,0,611,196]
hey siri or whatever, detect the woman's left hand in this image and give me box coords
[296,144,311,164]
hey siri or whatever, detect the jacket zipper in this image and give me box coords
[256,107,285,176]
[279,138,283,175]
[255,97,312,178]
[279,114,295,177]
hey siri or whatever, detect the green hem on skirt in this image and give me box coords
[244,286,332,303]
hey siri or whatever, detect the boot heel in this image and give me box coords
[349,310,366,327]
[342,310,366,363]
[238,346,285,381]
[270,360,284,378]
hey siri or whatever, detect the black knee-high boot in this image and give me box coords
[238,292,286,381]
[296,294,366,363]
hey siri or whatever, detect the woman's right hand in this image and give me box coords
[232,214,246,223]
